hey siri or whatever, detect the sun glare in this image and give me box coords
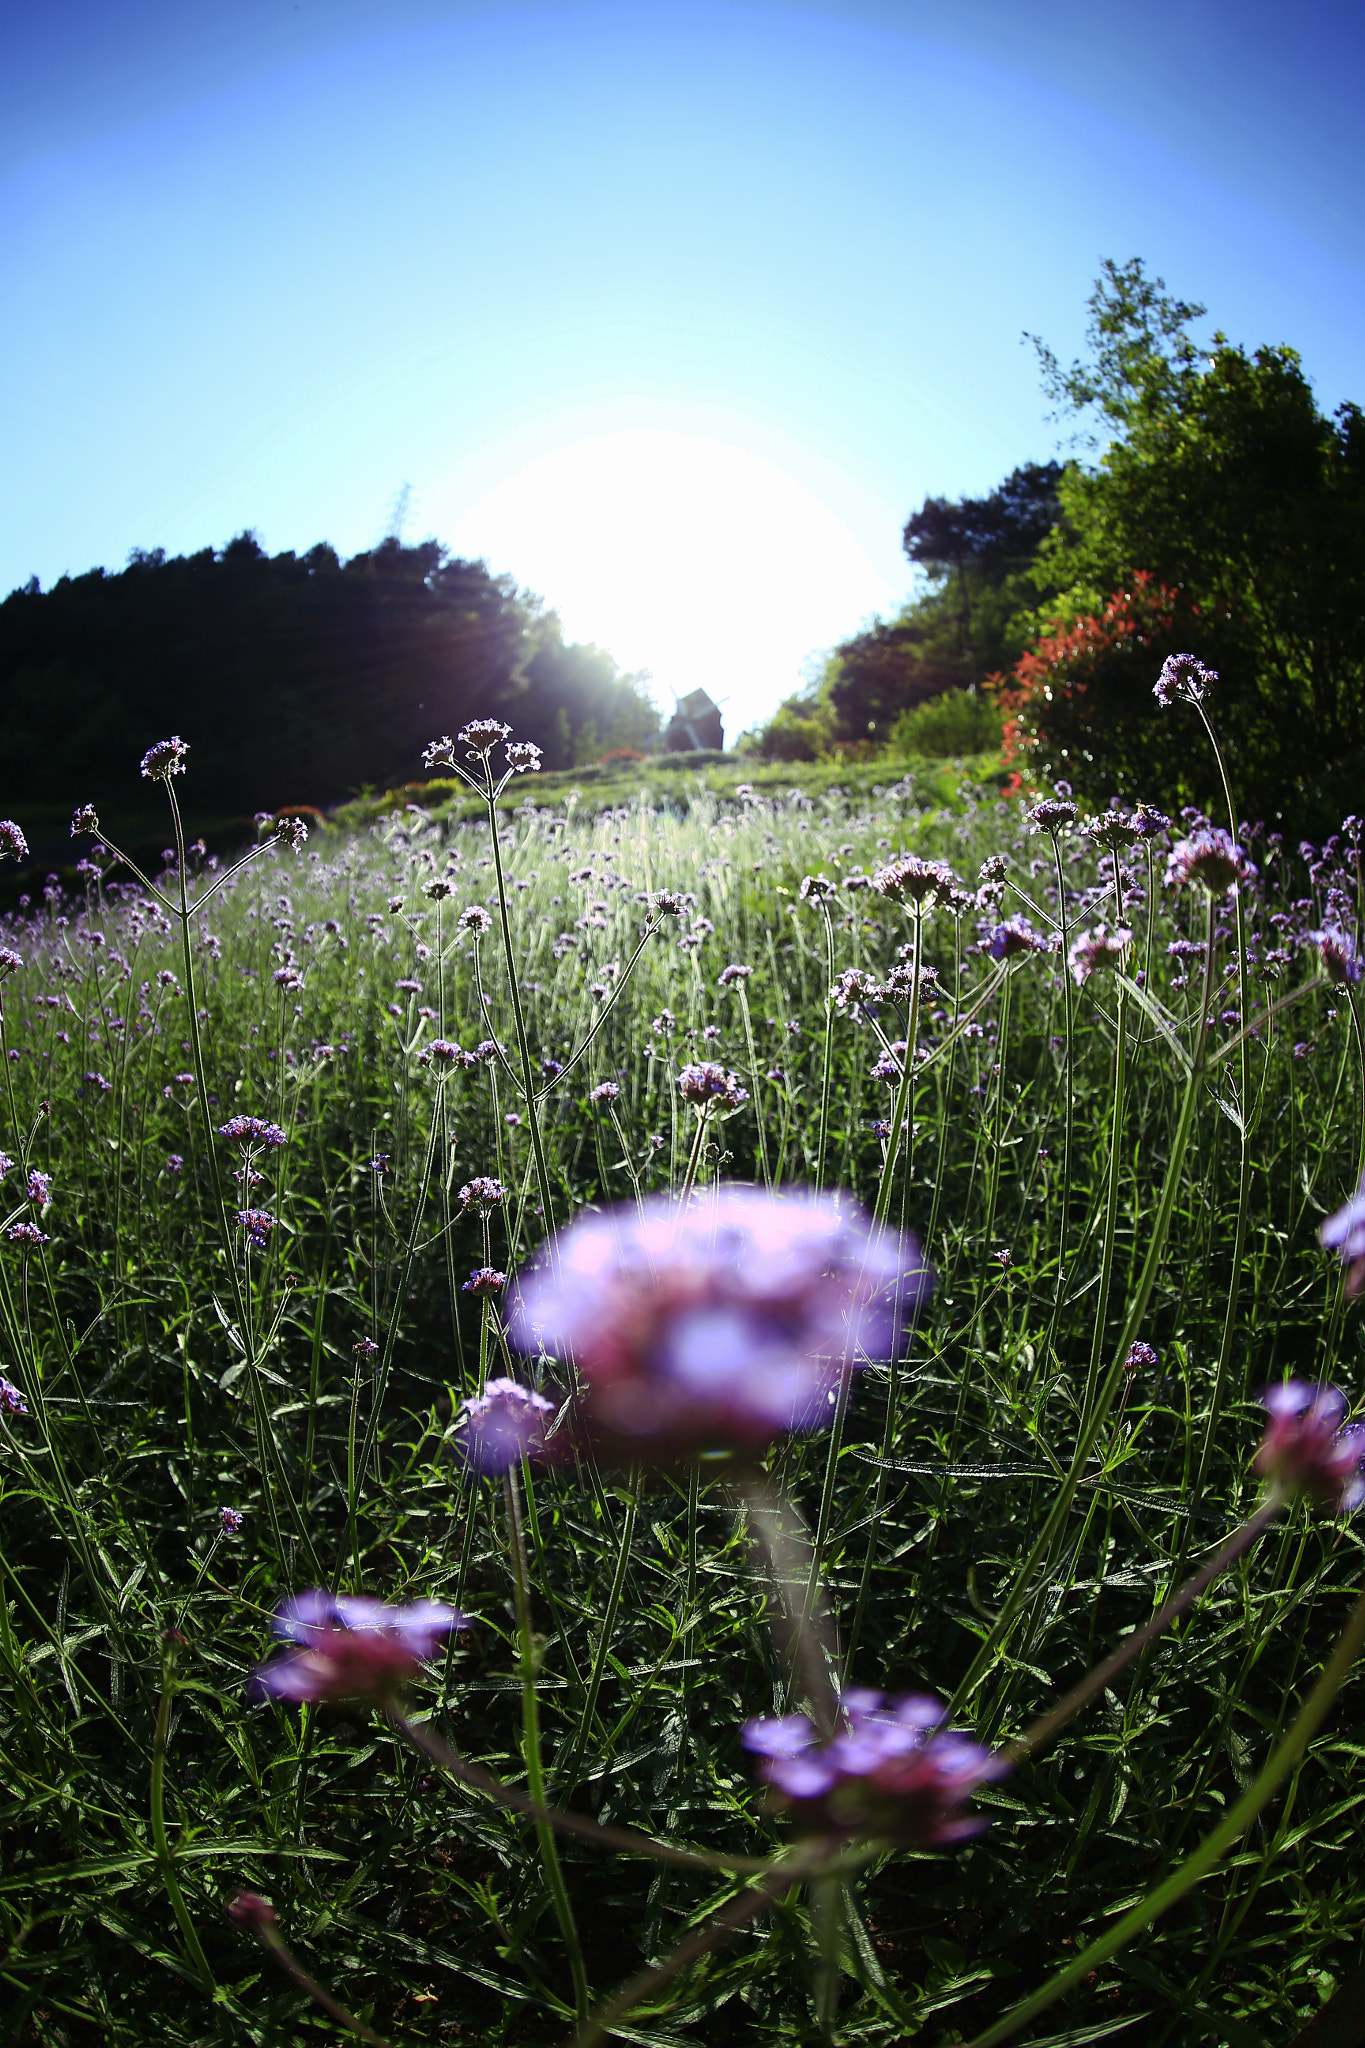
[439,429,898,739]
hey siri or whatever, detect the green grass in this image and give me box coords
[0,754,1362,2047]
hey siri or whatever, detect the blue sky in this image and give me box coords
[3,0,1363,736]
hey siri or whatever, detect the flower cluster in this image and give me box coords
[424,1039,476,1073]
[511,1189,928,1457]
[70,805,99,838]
[588,1080,621,1104]
[461,1266,506,1297]
[1254,1382,1365,1511]
[1068,924,1132,984]
[717,962,753,987]
[987,916,1047,961]
[677,1062,748,1108]
[0,821,30,863]
[742,1690,1006,1846]
[1154,653,1216,707]
[220,1506,244,1533]
[250,1591,465,1705]
[0,1375,28,1417]
[458,1176,506,1215]
[798,873,838,904]
[237,1209,275,1250]
[871,854,956,909]
[459,1378,556,1474]
[1166,828,1256,897]
[139,735,189,780]
[459,719,513,757]
[1312,929,1363,987]
[504,742,542,774]
[1027,798,1077,835]
[218,1116,288,1148]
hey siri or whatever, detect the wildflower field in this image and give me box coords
[1,686,1364,2048]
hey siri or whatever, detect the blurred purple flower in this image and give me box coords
[677,1062,748,1108]
[26,1170,52,1205]
[0,821,30,863]
[1027,798,1077,834]
[220,1506,244,1533]
[871,854,956,908]
[6,1223,47,1248]
[1125,1340,1159,1374]
[0,1375,28,1416]
[742,1690,1006,1845]
[250,1590,466,1705]
[459,1377,556,1474]
[1254,1382,1365,1510]
[510,1189,929,1458]
[1166,828,1256,897]
[166,1153,184,1173]
[588,1081,620,1105]
[1311,929,1363,987]
[1321,1170,1365,1296]
[987,916,1047,961]
[1068,925,1132,984]
[237,1209,275,1250]
[458,1176,506,1215]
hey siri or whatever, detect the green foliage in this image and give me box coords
[749,464,1063,757]
[1014,259,1365,824]
[889,686,1003,759]
[0,536,659,827]
[0,743,1362,2045]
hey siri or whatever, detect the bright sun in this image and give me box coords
[438,429,898,741]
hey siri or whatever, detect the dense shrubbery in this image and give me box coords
[1,704,1364,2045]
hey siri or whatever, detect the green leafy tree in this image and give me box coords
[1016,259,1365,822]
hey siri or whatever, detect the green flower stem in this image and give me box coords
[949,894,1218,1720]
[965,1574,1365,2048]
[503,1464,589,2023]
[1079,971,1126,1429]
[151,1672,215,1992]
[734,983,771,1186]
[482,772,557,1237]
[678,1105,711,1203]
[557,1473,640,1796]
[815,902,835,1193]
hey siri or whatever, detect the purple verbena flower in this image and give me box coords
[1254,1382,1365,1510]
[0,1375,28,1416]
[236,1209,275,1250]
[218,1116,288,1148]
[649,890,687,918]
[871,854,956,908]
[1166,828,1256,897]
[1083,811,1140,851]
[421,736,457,771]
[987,916,1047,961]
[250,1591,466,1705]
[832,968,883,1012]
[70,805,99,838]
[458,905,493,936]
[424,1039,474,1073]
[166,1153,184,1173]
[798,873,838,903]
[589,1081,621,1104]
[1154,653,1216,708]
[26,1170,52,1206]
[1068,924,1132,983]
[139,735,189,780]
[504,742,542,773]
[352,1335,380,1362]
[718,963,753,987]
[1125,1341,1159,1374]
[0,948,23,979]
[677,1062,748,1108]
[1321,1171,1365,1296]
[1027,798,1078,834]
[510,1189,929,1459]
[462,1266,506,1297]
[742,1690,1007,1846]
[457,719,513,757]
[1311,929,1363,987]
[6,1223,48,1248]
[220,1505,244,1533]
[460,1377,556,1474]
[0,821,29,863]
[1132,802,1171,838]
[458,1176,506,1215]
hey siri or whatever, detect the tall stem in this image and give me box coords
[503,1466,588,2021]
[485,781,557,1237]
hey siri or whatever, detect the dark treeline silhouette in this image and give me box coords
[1,533,659,825]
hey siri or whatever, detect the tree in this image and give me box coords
[1011,260,1365,822]
[0,537,659,833]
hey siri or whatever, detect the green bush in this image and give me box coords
[890,684,1002,757]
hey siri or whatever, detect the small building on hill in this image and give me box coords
[664,687,724,753]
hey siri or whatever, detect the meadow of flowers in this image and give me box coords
[1,676,1364,2048]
